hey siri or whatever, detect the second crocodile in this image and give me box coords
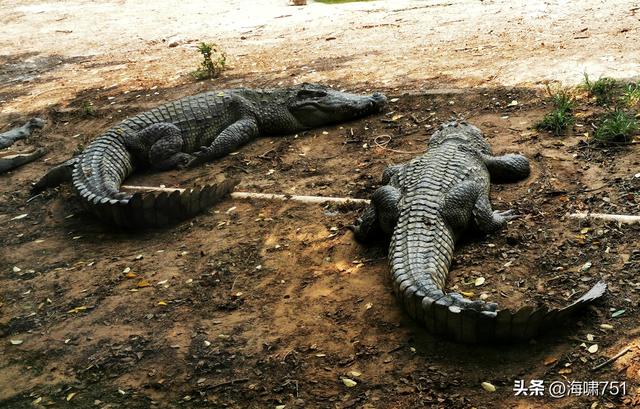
[352,121,606,343]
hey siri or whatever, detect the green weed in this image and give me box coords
[593,109,638,143]
[583,73,619,106]
[535,86,575,136]
[191,42,226,80]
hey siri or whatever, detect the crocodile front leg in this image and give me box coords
[481,153,530,183]
[187,118,259,168]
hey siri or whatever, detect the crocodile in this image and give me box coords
[0,118,46,174]
[0,118,45,150]
[33,83,387,227]
[1,149,47,174]
[351,121,606,343]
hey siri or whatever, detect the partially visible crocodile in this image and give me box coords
[351,121,606,343]
[0,118,46,174]
[1,149,47,174]
[33,83,387,227]
[0,118,45,149]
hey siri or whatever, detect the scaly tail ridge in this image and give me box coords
[393,218,607,343]
[71,129,240,228]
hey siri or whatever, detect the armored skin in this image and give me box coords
[34,84,386,227]
[352,121,606,343]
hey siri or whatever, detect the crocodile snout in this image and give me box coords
[371,92,387,109]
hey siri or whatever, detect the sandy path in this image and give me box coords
[1,0,639,115]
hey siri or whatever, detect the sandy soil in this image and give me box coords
[1,1,640,408]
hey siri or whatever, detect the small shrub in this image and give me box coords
[621,83,640,107]
[583,73,618,106]
[535,86,575,136]
[594,109,638,143]
[191,42,226,80]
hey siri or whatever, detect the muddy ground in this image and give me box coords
[2,1,640,408]
[2,85,640,408]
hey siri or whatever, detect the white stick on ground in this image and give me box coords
[121,185,371,205]
[569,212,640,224]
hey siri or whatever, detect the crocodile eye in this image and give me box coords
[297,89,328,100]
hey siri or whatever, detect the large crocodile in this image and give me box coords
[351,121,606,343]
[33,83,386,227]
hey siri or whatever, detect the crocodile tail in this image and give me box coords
[391,216,607,343]
[71,129,239,228]
[32,157,78,193]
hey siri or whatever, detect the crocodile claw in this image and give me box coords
[493,209,519,222]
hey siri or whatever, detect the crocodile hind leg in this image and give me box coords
[351,185,401,242]
[187,118,259,168]
[481,153,530,183]
[127,123,194,170]
[472,193,518,234]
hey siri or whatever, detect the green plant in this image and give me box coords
[535,86,575,136]
[80,101,95,117]
[191,42,226,80]
[621,82,640,107]
[593,109,638,143]
[583,73,619,106]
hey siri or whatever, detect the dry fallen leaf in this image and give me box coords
[342,378,357,388]
[10,339,23,345]
[474,277,486,287]
[543,356,558,366]
[600,323,613,330]
[66,392,76,401]
[348,370,362,378]
[137,280,151,288]
[588,344,598,354]
[481,382,496,392]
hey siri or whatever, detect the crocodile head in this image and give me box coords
[288,83,387,128]
[428,120,492,154]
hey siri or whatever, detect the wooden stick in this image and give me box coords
[121,185,371,205]
[591,346,633,371]
[569,212,640,224]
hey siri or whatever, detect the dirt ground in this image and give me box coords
[1,1,640,408]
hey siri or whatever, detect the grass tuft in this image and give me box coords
[583,73,619,106]
[621,83,640,107]
[593,109,638,143]
[535,86,575,136]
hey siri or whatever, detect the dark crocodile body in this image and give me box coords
[33,84,386,227]
[352,121,606,343]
